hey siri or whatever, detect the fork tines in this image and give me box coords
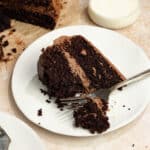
[59,97,88,110]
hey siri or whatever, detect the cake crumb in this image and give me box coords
[37,109,43,116]
[11,48,17,53]
[2,40,9,47]
[118,87,123,91]
[11,29,16,32]
[118,85,127,91]
[8,28,16,35]
[45,99,51,103]
[7,53,12,56]
[0,35,5,41]
[40,89,48,95]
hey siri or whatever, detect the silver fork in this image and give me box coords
[60,69,150,105]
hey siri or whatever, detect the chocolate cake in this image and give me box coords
[0,0,62,29]
[0,11,11,32]
[38,35,125,133]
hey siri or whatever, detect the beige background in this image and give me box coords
[0,0,150,150]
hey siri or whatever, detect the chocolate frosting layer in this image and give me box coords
[54,36,91,92]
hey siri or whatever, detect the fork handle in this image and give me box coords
[111,69,150,91]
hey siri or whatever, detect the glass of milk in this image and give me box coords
[88,0,140,29]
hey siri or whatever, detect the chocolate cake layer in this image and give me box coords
[61,35,124,90]
[0,0,61,29]
[0,0,50,6]
[0,0,61,15]
[38,45,85,98]
[0,8,56,29]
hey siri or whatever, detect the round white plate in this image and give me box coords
[0,112,44,150]
[12,25,150,137]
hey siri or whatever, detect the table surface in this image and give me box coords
[0,0,150,150]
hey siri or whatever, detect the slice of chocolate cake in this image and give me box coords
[38,35,125,133]
[0,0,62,29]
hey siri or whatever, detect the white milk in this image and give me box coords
[88,0,140,29]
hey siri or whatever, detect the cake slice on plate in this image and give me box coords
[38,35,125,133]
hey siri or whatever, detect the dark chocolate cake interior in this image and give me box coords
[38,45,85,98]
[74,99,109,133]
[0,0,61,29]
[0,11,11,32]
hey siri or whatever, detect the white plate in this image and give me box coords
[0,112,44,150]
[12,25,150,137]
